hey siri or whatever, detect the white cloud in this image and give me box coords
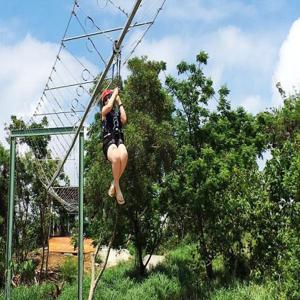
[116,1,281,114]
[126,24,276,91]
[124,32,193,75]
[0,31,100,191]
[164,0,255,23]
[202,26,277,87]
[241,95,264,114]
[164,0,224,22]
[0,35,59,145]
[120,24,278,119]
[0,26,14,41]
[0,33,99,145]
[272,18,300,106]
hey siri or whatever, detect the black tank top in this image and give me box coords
[102,108,122,139]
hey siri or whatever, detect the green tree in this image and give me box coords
[85,56,176,276]
[164,52,267,279]
[121,57,176,275]
[0,143,9,287]
[260,94,300,296]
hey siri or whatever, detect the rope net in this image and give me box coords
[13,0,166,212]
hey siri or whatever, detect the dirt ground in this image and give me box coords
[31,237,132,275]
[48,252,94,273]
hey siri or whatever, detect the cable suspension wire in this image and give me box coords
[31,0,164,131]
[108,0,129,17]
[33,100,73,157]
[27,108,77,211]
[123,0,166,65]
[77,6,115,43]
[31,102,70,159]
[73,12,107,65]
[62,42,96,79]
[21,0,166,212]
[14,119,78,212]
[46,0,143,190]
[58,59,92,96]
[28,11,86,182]
[28,0,79,129]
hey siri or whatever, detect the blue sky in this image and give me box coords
[1,0,300,146]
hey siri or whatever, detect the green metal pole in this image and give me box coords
[78,131,84,300]
[11,126,77,138]
[5,137,16,300]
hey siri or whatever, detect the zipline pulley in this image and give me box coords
[112,39,122,88]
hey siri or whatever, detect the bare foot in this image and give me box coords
[108,181,115,198]
[116,189,125,205]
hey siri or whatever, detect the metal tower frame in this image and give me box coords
[5,127,85,300]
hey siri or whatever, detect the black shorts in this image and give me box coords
[102,133,124,160]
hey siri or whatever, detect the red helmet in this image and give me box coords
[101,89,112,102]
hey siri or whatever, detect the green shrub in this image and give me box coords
[211,281,284,300]
[0,283,54,300]
[0,236,5,288]
[59,256,77,284]
[59,274,180,300]
[155,242,204,298]
[277,228,300,299]
[122,273,180,300]
[16,260,36,284]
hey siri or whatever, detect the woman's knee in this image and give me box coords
[108,146,120,163]
[118,145,128,159]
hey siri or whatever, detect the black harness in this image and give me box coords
[102,108,123,140]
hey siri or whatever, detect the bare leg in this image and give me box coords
[107,145,121,193]
[107,144,124,204]
[117,144,128,178]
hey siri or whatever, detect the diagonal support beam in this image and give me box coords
[44,79,96,91]
[46,0,143,190]
[63,21,153,42]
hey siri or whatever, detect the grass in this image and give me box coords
[211,281,285,300]
[58,261,181,300]
[0,283,54,300]
[0,243,294,299]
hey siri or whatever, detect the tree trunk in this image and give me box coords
[137,242,145,277]
[39,203,46,283]
[88,253,96,300]
[45,220,51,278]
[132,214,146,277]
[197,212,214,279]
[88,207,118,300]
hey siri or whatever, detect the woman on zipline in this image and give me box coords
[101,87,128,205]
